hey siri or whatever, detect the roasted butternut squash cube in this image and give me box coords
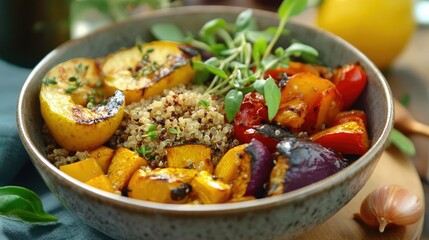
[59,158,104,182]
[191,171,231,204]
[89,146,115,173]
[85,174,115,193]
[107,147,149,191]
[214,144,252,198]
[166,144,213,173]
[214,144,248,184]
[128,168,198,204]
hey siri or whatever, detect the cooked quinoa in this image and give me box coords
[45,84,239,168]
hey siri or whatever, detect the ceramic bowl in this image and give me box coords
[16,6,393,240]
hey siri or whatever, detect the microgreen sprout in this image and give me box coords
[168,127,181,135]
[143,124,158,140]
[151,0,316,122]
[199,100,210,108]
[136,145,152,158]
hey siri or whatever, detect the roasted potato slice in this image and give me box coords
[40,58,125,151]
[102,41,200,104]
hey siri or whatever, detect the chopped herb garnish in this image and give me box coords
[42,77,57,86]
[74,63,88,74]
[168,127,181,135]
[141,124,158,140]
[148,124,157,132]
[146,131,158,140]
[64,76,82,94]
[199,100,210,108]
[136,145,152,158]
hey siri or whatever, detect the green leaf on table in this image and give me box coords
[225,89,243,123]
[150,23,185,42]
[389,128,416,157]
[0,186,58,223]
[263,77,281,121]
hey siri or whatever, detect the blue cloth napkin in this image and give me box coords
[0,60,112,240]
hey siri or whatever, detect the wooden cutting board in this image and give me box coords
[297,147,425,240]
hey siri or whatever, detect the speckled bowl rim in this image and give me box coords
[17,5,393,215]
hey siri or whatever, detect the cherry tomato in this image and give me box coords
[331,63,367,109]
[233,92,278,152]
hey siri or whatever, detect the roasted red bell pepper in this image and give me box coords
[309,118,369,155]
[331,63,367,109]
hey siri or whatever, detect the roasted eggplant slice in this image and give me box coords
[268,138,348,195]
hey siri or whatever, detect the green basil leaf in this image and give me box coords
[389,128,416,157]
[278,0,308,20]
[253,79,266,95]
[225,90,243,123]
[284,42,319,58]
[151,23,185,42]
[264,77,281,121]
[0,186,58,223]
[192,61,228,79]
[235,9,253,33]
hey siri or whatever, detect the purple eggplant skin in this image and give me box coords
[245,138,274,198]
[275,138,349,193]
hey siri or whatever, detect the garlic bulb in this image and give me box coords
[357,184,424,232]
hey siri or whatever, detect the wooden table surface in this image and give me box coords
[297,147,424,240]
[185,1,427,239]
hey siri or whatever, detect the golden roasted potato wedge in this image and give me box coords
[40,58,125,151]
[102,41,200,104]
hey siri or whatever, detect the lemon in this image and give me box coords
[317,0,415,69]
